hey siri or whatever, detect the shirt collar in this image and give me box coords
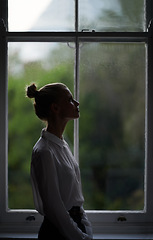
[41,128,67,148]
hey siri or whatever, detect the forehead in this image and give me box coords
[62,87,73,98]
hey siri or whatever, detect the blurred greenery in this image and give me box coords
[8,0,145,210]
[79,43,145,210]
[80,0,144,32]
[8,44,75,209]
[100,0,145,31]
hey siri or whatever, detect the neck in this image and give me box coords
[46,118,68,139]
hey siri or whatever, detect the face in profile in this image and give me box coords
[58,87,80,121]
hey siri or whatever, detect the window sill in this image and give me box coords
[0,233,37,239]
[0,233,153,240]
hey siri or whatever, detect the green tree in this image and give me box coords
[100,0,144,31]
[79,42,145,210]
[8,45,74,209]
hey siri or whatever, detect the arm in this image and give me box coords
[34,149,92,240]
[81,207,93,239]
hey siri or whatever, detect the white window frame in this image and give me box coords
[0,0,153,238]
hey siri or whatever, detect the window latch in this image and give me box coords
[26,215,35,221]
[117,215,127,222]
[81,29,95,32]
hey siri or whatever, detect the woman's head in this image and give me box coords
[26,83,79,122]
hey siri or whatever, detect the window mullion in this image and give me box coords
[6,31,148,42]
[6,32,76,42]
[0,19,8,220]
[75,0,79,32]
[146,0,153,30]
[146,19,153,220]
[74,36,80,163]
[0,0,8,29]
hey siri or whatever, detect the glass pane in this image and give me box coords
[79,43,146,210]
[8,42,74,209]
[79,0,145,32]
[8,0,74,31]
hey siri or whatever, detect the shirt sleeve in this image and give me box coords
[33,149,92,240]
[81,207,93,239]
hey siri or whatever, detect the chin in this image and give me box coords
[75,114,80,119]
[72,114,80,120]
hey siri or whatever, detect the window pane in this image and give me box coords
[8,0,75,31]
[8,42,74,209]
[79,43,146,210]
[79,0,145,32]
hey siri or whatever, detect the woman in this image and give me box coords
[26,83,93,240]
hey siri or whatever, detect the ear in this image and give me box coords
[50,103,60,113]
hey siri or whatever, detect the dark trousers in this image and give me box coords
[38,207,86,240]
[38,217,66,240]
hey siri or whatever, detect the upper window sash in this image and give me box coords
[7,0,146,32]
[1,0,153,33]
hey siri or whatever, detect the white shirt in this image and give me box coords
[31,129,92,240]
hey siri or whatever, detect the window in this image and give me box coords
[8,42,75,210]
[79,42,146,211]
[0,0,153,238]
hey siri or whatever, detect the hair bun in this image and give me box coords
[26,83,38,99]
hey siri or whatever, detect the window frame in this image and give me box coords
[0,0,153,237]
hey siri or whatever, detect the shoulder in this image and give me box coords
[32,137,54,163]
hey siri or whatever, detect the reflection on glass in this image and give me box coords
[8,42,74,209]
[79,0,145,32]
[79,43,146,210]
[8,0,75,31]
